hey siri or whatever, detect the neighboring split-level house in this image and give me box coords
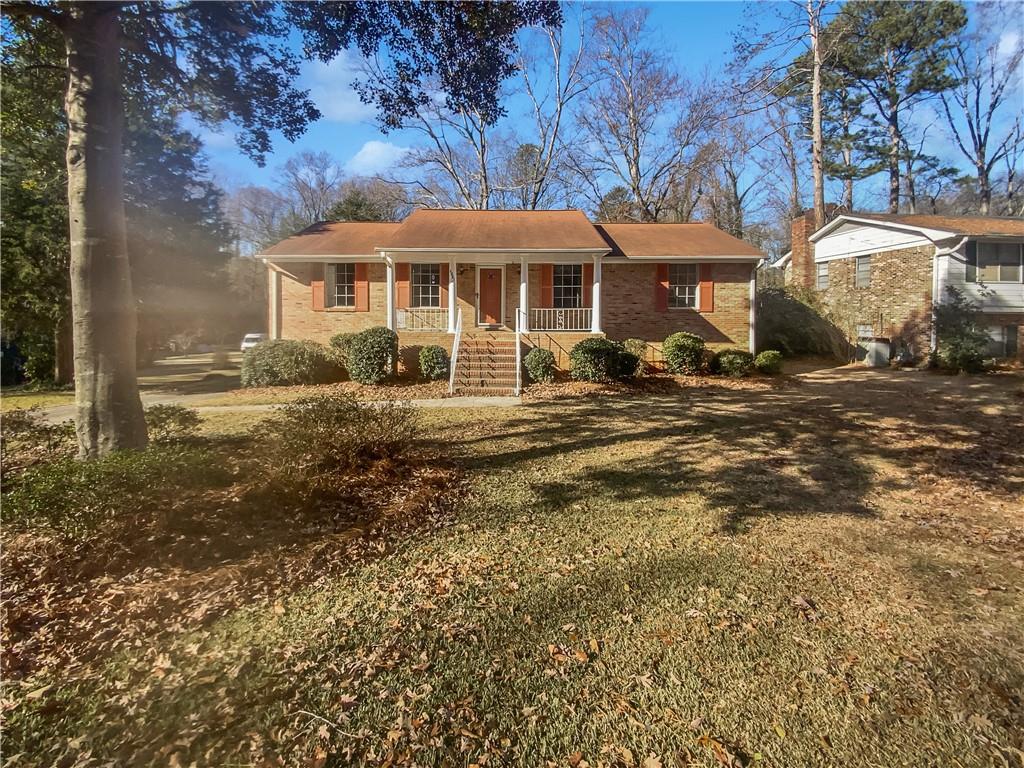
[259,209,763,390]
[784,211,1024,360]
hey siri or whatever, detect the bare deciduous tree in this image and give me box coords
[572,8,718,222]
[940,1,1024,215]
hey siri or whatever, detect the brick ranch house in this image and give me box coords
[259,209,763,391]
[778,211,1024,360]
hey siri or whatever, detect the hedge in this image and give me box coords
[524,347,556,383]
[662,332,706,374]
[240,339,343,387]
[712,348,755,377]
[569,338,637,383]
[418,345,449,381]
[754,350,784,375]
[346,327,399,385]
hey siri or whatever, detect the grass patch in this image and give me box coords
[0,389,75,412]
[3,370,1023,766]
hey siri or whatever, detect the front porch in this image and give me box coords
[382,256,605,335]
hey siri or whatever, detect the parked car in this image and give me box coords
[240,333,268,352]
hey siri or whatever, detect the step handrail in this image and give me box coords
[514,308,523,396]
[448,307,463,395]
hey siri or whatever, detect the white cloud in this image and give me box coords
[345,141,411,175]
[303,51,375,124]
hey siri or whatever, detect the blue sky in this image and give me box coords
[198,1,752,189]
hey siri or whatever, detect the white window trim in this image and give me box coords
[552,263,584,309]
[326,262,356,308]
[667,263,699,310]
[971,241,1024,284]
[816,261,829,290]
[410,263,442,309]
[855,255,872,289]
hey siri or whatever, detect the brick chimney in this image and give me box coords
[790,210,817,289]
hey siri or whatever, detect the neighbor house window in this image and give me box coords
[552,264,583,308]
[411,263,441,307]
[816,262,829,289]
[327,263,355,307]
[855,323,874,339]
[855,255,872,288]
[967,242,1023,283]
[668,263,698,308]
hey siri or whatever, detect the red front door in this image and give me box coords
[478,268,502,325]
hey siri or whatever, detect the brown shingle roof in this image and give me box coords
[845,213,1024,237]
[260,221,401,256]
[595,223,763,258]
[382,209,609,251]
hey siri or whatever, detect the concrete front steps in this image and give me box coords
[451,335,520,396]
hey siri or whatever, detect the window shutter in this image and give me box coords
[698,264,714,312]
[439,263,449,306]
[396,262,410,309]
[655,264,669,312]
[354,262,369,312]
[965,241,977,282]
[582,263,594,308]
[541,264,554,307]
[311,264,326,311]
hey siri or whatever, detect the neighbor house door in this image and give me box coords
[477,266,504,326]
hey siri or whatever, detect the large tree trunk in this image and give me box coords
[809,0,825,229]
[63,4,148,458]
[886,115,900,213]
[978,161,991,215]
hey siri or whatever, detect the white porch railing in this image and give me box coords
[448,308,463,395]
[397,307,449,332]
[530,307,592,331]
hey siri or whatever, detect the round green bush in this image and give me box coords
[144,404,201,441]
[569,338,637,383]
[712,348,755,377]
[662,332,706,375]
[754,350,784,375]
[329,332,358,369]
[622,338,649,375]
[240,339,343,387]
[346,327,398,385]
[524,347,556,383]
[419,345,449,381]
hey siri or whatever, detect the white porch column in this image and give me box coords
[385,255,395,331]
[749,265,757,353]
[591,254,603,334]
[519,256,530,332]
[447,259,457,332]
[267,264,280,339]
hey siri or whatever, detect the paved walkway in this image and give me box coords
[39,393,522,423]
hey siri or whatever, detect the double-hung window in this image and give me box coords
[855,255,871,288]
[667,264,698,308]
[411,264,441,307]
[327,263,355,308]
[552,264,583,308]
[816,262,829,290]
[967,242,1024,283]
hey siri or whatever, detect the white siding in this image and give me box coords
[937,242,1024,313]
[814,223,932,261]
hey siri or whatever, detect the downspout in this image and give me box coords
[931,237,968,355]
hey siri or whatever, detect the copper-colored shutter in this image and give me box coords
[354,263,369,312]
[541,264,554,307]
[698,264,714,312]
[655,264,669,312]
[396,263,410,309]
[311,264,326,311]
[439,263,449,306]
[582,263,594,308]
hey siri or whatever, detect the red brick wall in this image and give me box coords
[816,246,934,357]
[601,262,754,354]
[276,261,388,342]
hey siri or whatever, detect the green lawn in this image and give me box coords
[0,389,75,412]
[4,369,1023,767]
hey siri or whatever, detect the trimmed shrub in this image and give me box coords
[935,287,990,373]
[754,350,784,375]
[347,327,398,385]
[569,338,637,383]
[712,348,755,377]
[622,338,649,375]
[261,394,417,496]
[662,332,706,375]
[329,332,359,369]
[419,345,449,381]
[4,445,231,538]
[240,339,343,387]
[524,347,556,383]
[145,404,201,442]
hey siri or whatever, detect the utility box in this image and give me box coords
[858,336,891,367]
